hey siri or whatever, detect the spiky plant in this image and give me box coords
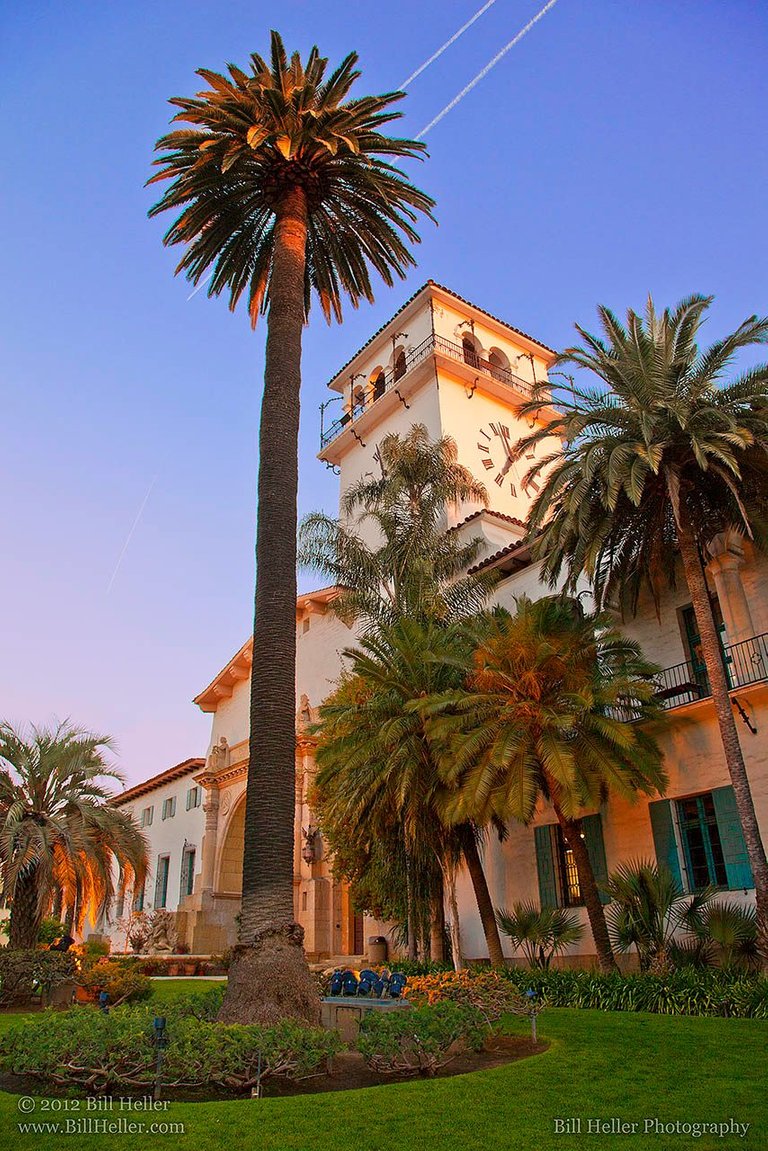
[496,901,584,970]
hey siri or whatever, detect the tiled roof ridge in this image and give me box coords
[324,280,557,388]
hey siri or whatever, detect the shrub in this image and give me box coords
[496,902,584,969]
[77,959,151,1005]
[357,1002,486,1076]
[407,970,542,1026]
[0,950,77,1005]
[0,1005,343,1094]
[499,966,768,1018]
[169,983,226,1021]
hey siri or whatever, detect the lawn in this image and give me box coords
[0,980,763,1151]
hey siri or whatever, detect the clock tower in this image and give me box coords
[317,281,559,559]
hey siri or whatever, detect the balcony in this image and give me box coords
[611,631,768,721]
[319,332,537,450]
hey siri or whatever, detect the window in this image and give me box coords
[462,335,477,366]
[180,847,196,899]
[534,814,608,909]
[154,856,170,909]
[115,894,125,919]
[140,806,154,828]
[371,370,386,400]
[488,348,509,381]
[162,796,176,820]
[650,788,753,891]
[133,884,145,913]
[186,786,202,811]
[393,348,407,381]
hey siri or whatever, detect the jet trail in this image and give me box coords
[416,0,560,139]
[106,475,158,593]
[399,0,500,90]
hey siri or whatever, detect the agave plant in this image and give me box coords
[496,901,584,970]
[604,859,715,973]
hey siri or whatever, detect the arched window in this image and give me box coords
[393,348,407,381]
[488,347,510,382]
[370,367,386,401]
[462,335,479,368]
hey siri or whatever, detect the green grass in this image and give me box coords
[0,981,764,1151]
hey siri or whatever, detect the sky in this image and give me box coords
[2,0,767,787]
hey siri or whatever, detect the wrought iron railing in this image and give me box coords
[610,631,768,721]
[319,332,538,449]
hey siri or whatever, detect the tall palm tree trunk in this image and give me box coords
[553,803,617,973]
[675,513,768,961]
[219,187,320,1024]
[9,867,43,950]
[460,829,505,966]
[430,873,445,962]
[443,862,465,970]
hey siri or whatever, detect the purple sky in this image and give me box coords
[2,1,767,788]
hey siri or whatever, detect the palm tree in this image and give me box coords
[313,620,507,966]
[514,295,768,959]
[148,32,434,1022]
[299,424,493,630]
[0,722,147,949]
[417,596,666,972]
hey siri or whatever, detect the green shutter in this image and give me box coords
[649,799,682,885]
[581,813,610,904]
[534,825,558,909]
[711,786,754,890]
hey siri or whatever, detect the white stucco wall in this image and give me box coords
[102,770,205,948]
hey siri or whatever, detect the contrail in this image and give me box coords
[417,0,560,139]
[186,271,213,301]
[399,0,500,90]
[106,475,158,593]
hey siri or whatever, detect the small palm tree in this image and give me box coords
[514,295,768,959]
[300,425,493,630]
[314,620,507,965]
[496,901,583,970]
[149,31,434,1023]
[604,859,714,973]
[0,722,147,949]
[417,596,667,972]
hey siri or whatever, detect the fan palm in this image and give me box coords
[313,619,507,966]
[514,295,768,959]
[416,596,666,972]
[604,859,714,973]
[0,722,147,949]
[496,901,584,970]
[148,31,434,1022]
[299,424,493,630]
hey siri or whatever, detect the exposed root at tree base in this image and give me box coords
[217,922,320,1025]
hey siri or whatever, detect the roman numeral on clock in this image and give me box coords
[482,458,494,470]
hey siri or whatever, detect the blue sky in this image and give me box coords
[2,0,766,785]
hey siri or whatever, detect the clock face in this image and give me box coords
[477,421,540,497]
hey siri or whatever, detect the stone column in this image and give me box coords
[706,533,755,645]
[200,783,220,894]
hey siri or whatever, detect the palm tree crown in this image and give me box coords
[416,596,666,972]
[0,721,147,948]
[148,31,435,324]
[516,295,768,610]
[299,425,493,629]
